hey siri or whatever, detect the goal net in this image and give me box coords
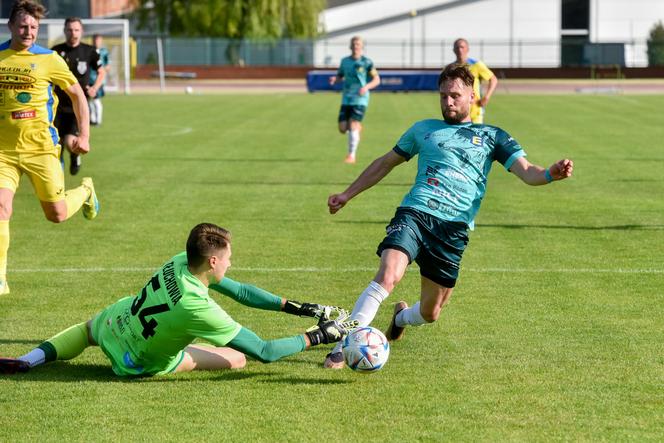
[1,18,132,94]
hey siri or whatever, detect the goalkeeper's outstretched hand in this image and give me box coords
[284,301,350,323]
[305,319,359,346]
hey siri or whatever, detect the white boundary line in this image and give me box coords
[9,266,664,274]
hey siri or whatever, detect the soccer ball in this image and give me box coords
[342,326,390,372]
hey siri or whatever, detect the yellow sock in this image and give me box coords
[64,185,90,220]
[0,220,9,282]
[40,322,90,361]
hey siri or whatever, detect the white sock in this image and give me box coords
[332,281,389,354]
[19,348,46,367]
[95,98,103,124]
[88,100,97,124]
[395,301,426,327]
[348,129,360,156]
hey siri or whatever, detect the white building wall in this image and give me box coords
[316,0,664,68]
[590,0,664,67]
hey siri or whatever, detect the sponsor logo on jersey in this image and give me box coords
[0,72,37,90]
[77,61,87,75]
[16,92,31,103]
[11,109,36,119]
[427,199,440,210]
[471,136,483,146]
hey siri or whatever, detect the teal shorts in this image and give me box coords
[376,207,469,288]
[338,104,367,122]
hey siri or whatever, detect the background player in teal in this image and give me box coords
[88,34,108,126]
[329,36,380,164]
[0,223,356,376]
[323,64,574,369]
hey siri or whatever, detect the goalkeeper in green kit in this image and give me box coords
[0,223,356,376]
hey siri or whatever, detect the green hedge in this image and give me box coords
[647,21,664,66]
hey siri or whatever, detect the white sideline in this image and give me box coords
[9,266,664,274]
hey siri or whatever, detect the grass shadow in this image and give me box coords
[6,363,282,384]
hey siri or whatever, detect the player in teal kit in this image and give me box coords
[329,36,381,164]
[0,223,356,376]
[323,64,574,368]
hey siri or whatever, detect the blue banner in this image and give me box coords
[307,70,440,92]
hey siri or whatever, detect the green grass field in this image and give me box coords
[1,91,663,442]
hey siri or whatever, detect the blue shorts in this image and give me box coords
[338,104,367,122]
[376,207,469,288]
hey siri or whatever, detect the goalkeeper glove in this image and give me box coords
[283,300,349,322]
[305,319,359,346]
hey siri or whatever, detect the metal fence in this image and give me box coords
[135,37,314,66]
[134,37,656,68]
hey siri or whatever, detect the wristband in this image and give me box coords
[544,169,553,183]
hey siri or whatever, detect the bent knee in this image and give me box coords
[45,211,67,223]
[421,308,441,323]
[377,272,403,293]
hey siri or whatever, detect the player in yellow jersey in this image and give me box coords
[0,1,100,295]
[452,38,498,124]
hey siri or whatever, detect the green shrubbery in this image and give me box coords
[647,21,664,66]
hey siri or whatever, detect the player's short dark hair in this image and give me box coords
[9,0,46,23]
[438,63,475,88]
[64,17,83,28]
[186,223,232,268]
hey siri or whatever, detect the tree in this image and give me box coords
[134,0,325,38]
[647,21,664,66]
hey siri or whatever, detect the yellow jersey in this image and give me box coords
[0,41,77,153]
[466,58,494,102]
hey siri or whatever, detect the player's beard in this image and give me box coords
[442,107,469,124]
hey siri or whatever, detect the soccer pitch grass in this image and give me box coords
[1,91,663,441]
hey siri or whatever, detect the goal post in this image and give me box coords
[1,18,132,94]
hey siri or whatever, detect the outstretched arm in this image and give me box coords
[509,157,574,186]
[226,318,357,363]
[328,149,406,214]
[210,277,346,320]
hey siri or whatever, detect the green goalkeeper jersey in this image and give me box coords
[92,252,241,376]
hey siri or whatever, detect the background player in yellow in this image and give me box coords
[452,38,498,124]
[0,1,100,295]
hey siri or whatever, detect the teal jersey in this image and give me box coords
[394,120,525,227]
[95,252,241,375]
[337,55,376,106]
[89,47,109,86]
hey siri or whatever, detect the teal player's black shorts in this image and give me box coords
[376,207,469,288]
[338,104,367,122]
